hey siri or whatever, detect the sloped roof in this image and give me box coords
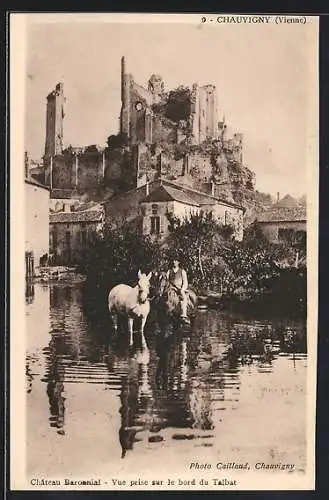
[25,177,49,191]
[258,195,306,223]
[274,194,300,209]
[142,180,244,210]
[50,208,103,224]
[143,184,201,206]
[50,189,78,200]
[74,202,103,212]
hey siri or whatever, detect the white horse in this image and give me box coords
[108,270,152,348]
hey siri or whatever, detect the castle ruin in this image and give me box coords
[34,57,255,210]
[119,57,219,146]
[44,82,65,158]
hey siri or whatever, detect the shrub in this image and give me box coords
[165,86,192,123]
[80,220,161,320]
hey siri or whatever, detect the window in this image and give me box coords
[81,230,87,246]
[224,210,228,225]
[52,228,57,249]
[278,228,304,246]
[151,204,158,215]
[150,216,160,234]
[296,230,306,246]
[65,231,71,247]
[278,228,294,243]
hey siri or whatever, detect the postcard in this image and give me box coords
[10,12,318,491]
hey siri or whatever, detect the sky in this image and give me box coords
[23,14,318,197]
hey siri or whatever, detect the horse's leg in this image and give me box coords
[128,317,134,347]
[140,315,148,349]
[110,312,118,335]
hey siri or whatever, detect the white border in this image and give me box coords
[10,12,318,491]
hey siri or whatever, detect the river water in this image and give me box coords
[25,282,307,483]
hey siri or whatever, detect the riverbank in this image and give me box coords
[29,266,86,284]
[26,264,306,321]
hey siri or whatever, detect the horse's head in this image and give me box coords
[150,271,168,299]
[158,271,168,297]
[137,270,152,304]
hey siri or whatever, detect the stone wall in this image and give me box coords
[187,153,213,182]
[141,200,171,236]
[104,182,161,226]
[134,144,157,185]
[151,115,177,144]
[140,199,199,239]
[46,153,103,191]
[50,220,102,265]
[258,220,306,243]
[45,149,137,194]
[25,181,50,266]
[207,203,244,241]
[159,155,184,179]
[78,153,104,190]
[48,155,75,189]
[139,197,243,241]
[45,83,65,157]
[189,84,218,144]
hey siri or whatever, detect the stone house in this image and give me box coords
[257,195,306,243]
[103,181,158,227]
[25,177,50,278]
[50,204,104,265]
[104,179,244,241]
[49,188,81,213]
[140,181,244,241]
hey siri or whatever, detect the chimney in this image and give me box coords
[277,192,280,203]
[145,180,149,197]
[211,181,215,197]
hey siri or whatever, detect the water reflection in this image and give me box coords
[25,282,35,305]
[119,348,152,458]
[44,336,66,434]
[25,283,307,470]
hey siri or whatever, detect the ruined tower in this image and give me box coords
[44,82,65,158]
[120,56,131,138]
[147,74,164,104]
[190,84,218,145]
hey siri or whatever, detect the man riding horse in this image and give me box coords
[166,257,190,325]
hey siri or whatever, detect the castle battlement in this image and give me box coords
[39,58,253,210]
[120,57,220,146]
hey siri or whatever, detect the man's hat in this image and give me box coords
[171,256,181,263]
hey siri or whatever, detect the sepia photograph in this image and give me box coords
[10,13,318,491]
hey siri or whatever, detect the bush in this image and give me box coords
[166,211,234,292]
[165,86,191,123]
[82,213,307,319]
[106,133,128,150]
[80,221,162,320]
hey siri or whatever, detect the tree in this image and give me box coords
[166,211,234,291]
[84,144,99,153]
[220,242,281,296]
[106,133,128,150]
[165,86,192,123]
[80,220,162,320]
